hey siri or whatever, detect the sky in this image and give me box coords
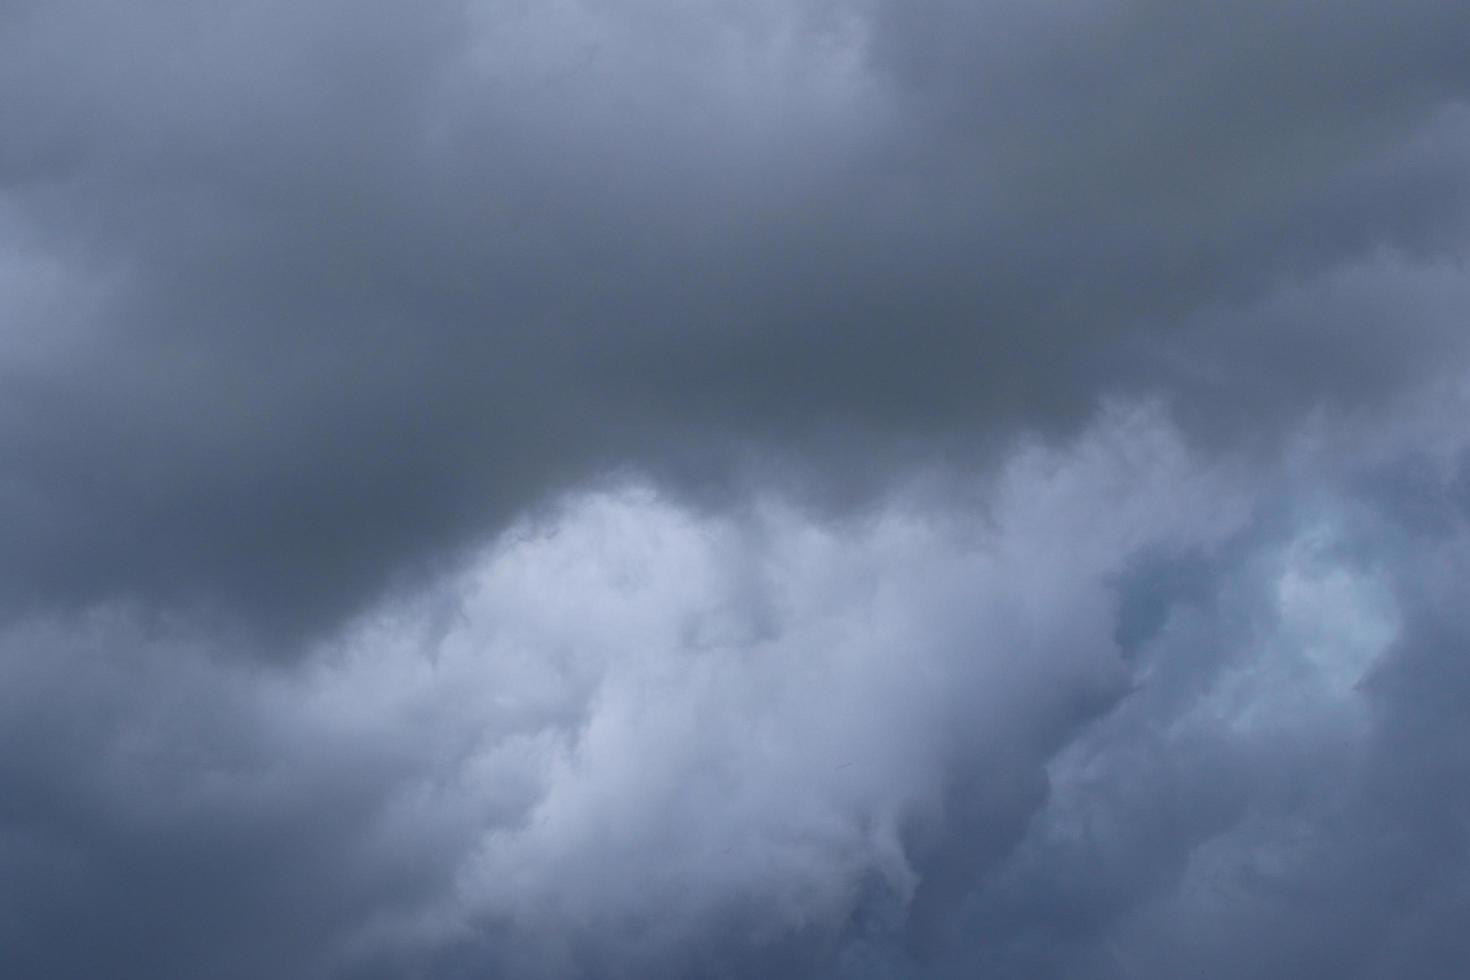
[3,1,1470,977]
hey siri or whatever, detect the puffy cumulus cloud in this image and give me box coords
[3,0,1470,635]
[0,406,1248,978]
[8,398,1470,978]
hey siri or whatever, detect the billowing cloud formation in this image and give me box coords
[7,399,1470,978]
[4,0,1470,634]
[4,1,1470,977]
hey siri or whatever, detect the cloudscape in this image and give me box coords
[4,1,1470,977]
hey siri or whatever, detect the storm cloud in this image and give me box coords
[3,1,1470,977]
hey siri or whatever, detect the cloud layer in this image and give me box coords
[5,0,1470,634]
[4,1,1470,977]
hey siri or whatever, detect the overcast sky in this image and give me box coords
[4,1,1470,977]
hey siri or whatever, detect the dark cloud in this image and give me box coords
[5,2,1470,977]
[3,0,1470,635]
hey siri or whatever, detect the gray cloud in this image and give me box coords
[5,400,1470,978]
[3,0,1470,635]
[5,1,1470,976]
[0,405,1250,978]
